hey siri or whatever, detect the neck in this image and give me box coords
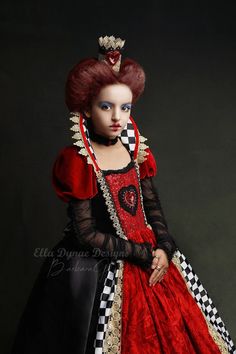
[87,119,119,146]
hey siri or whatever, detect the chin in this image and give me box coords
[106,130,120,138]
[108,135,119,140]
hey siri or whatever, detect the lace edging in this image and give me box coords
[103,261,124,353]
[69,113,94,166]
[137,133,149,163]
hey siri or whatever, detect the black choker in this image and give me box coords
[87,120,119,146]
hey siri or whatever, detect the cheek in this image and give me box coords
[91,107,101,121]
[91,109,108,124]
[122,111,130,120]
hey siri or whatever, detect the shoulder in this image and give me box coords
[52,145,98,202]
[138,147,158,179]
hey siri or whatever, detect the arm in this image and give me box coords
[67,198,154,269]
[141,176,177,263]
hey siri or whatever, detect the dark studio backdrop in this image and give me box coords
[1,0,236,352]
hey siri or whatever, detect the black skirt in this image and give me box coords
[11,233,110,354]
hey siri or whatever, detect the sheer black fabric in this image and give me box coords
[67,199,153,269]
[141,176,177,263]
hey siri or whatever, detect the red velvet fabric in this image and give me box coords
[52,146,98,202]
[51,145,157,202]
[122,258,221,354]
[139,147,158,179]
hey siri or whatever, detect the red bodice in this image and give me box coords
[104,163,146,231]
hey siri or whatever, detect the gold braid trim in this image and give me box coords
[137,133,149,163]
[69,113,94,166]
[172,254,230,354]
[103,261,124,353]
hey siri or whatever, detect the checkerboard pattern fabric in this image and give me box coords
[83,119,97,161]
[120,121,136,153]
[175,249,236,354]
[94,260,120,353]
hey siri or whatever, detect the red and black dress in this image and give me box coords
[11,113,235,354]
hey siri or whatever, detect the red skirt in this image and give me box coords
[121,227,221,354]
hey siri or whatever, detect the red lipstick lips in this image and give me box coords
[110,124,121,127]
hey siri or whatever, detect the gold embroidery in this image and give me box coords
[103,261,124,353]
[172,254,230,354]
[134,160,149,227]
[95,170,127,241]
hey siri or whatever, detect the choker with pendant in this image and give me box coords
[87,119,119,146]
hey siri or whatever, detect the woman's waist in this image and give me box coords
[63,221,156,248]
[124,223,156,246]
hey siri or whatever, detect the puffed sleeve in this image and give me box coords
[139,147,158,179]
[52,146,98,202]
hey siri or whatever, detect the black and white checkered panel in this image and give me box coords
[94,260,120,353]
[82,119,97,161]
[120,120,136,154]
[175,249,236,354]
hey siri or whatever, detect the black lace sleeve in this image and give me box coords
[141,177,177,262]
[67,198,154,269]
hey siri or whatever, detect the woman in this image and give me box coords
[12,36,235,354]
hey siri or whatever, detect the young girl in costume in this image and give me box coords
[12,36,235,354]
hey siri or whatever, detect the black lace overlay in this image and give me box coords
[66,197,153,269]
[141,176,177,262]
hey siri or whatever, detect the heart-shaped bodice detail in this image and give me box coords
[118,185,138,216]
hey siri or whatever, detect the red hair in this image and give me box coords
[65,58,145,112]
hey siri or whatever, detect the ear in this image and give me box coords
[84,110,91,118]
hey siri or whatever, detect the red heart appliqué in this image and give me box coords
[118,185,138,216]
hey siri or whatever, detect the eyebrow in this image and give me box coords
[98,101,132,106]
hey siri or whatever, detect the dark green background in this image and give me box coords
[1,1,235,352]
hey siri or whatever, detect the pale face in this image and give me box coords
[86,84,133,139]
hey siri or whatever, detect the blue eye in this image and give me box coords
[121,104,132,112]
[99,102,112,110]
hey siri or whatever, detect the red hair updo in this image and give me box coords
[65,58,145,112]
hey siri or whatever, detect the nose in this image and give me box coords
[112,106,121,121]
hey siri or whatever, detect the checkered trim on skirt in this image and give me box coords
[94,260,120,353]
[175,249,235,354]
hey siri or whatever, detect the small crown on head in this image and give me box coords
[98,35,125,51]
[98,35,125,72]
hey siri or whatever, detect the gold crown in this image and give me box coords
[98,35,125,72]
[98,35,125,51]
